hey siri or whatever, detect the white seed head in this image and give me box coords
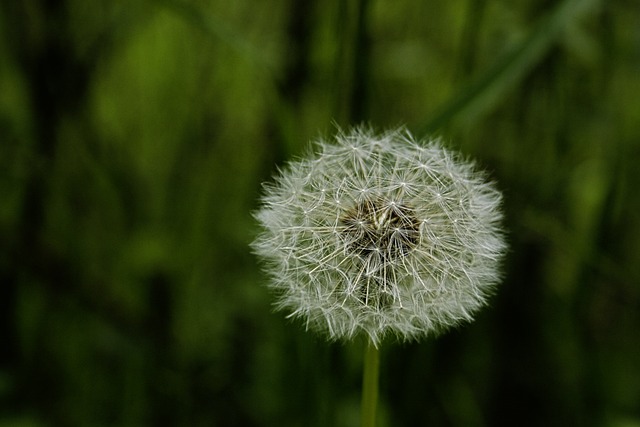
[252,127,506,346]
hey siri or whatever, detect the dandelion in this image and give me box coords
[253,127,505,345]
[252,127,506,426]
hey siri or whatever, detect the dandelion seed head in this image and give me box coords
[252,127,506,346]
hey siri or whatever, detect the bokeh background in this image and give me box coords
[1,0,639,426]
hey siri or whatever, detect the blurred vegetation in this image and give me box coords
[1,0,639,426]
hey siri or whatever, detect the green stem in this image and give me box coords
[361,338,380,427]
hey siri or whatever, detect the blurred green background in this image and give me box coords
[1,0,639,426]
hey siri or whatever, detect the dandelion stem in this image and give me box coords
[361,338,380,427]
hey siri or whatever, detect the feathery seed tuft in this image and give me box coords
[252,128,506,346]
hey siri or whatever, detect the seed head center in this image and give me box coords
[341,197,420,263]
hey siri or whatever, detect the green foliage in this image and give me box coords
[0,0,639,425]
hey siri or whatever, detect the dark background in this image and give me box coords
[1,0,639,426]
